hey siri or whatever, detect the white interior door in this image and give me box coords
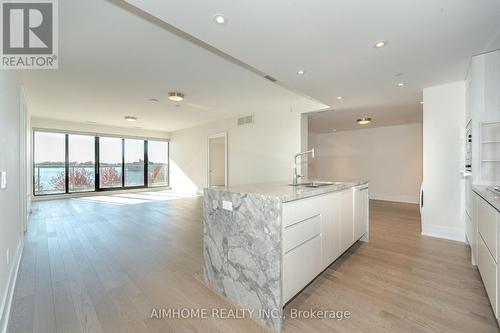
[208,133,227,187]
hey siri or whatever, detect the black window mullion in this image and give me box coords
[122,138,125,188]
[95,136,100,191]
[167,142,170,187]
[144,140,148,187]
[65,134,69,194]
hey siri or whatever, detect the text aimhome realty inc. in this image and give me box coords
[150,307,352,321]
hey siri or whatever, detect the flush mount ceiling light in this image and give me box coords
[168,92,184,102]
[213,14,227,25]
[297,69,305,75]
[374,40,388,48]
[397,82,407,87]
[124,116,137,122]
[357,117,372,125]
[337,96,343,100]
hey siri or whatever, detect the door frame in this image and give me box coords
[207,132,227,187]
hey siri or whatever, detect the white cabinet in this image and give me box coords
[478,234,497,316]
[283,233,322,302]
[282,186,369,303]
[477,194,498,261]
[321,192,340,268]
[354,185,369,240]
[468,50,500,185]
[339,189,354,253]
[473,192,499,319]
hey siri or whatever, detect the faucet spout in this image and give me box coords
[293,149,315,185]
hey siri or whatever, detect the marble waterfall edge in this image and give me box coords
[203,189,283,331]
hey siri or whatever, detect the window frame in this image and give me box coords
[32,128,170,196]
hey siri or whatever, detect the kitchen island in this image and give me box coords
[202,181,369,331]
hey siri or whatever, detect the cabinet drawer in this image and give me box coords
[284,214,321,253]
[283,196,322,228]
[283,234,322,303]
[478,235,497,316]
[478,197,498,262]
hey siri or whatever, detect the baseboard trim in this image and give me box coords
[369,193,419,204]
[421,224,466,243]
[0,239,24,333]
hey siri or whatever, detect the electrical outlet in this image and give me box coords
[6,248,10,266]
[222,200,233,211]
[0,171,6,189]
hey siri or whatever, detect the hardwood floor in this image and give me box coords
[8,194,499,333]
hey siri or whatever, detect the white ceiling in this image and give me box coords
[122,0,500,129]
[19,0,327,132]
[309,105,422,133]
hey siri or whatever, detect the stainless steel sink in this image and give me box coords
[305,181,337,188]
[289,181,344,187]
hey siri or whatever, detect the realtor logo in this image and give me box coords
[1,0,58,69]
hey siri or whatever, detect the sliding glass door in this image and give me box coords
[148,140,169,187]
[33,130,169,196]
[99,137,123,189]
[124,139,145,187]
[33,131,66,195]
[68,134,95,193]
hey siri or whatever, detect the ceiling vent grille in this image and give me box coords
[237,114,254,126]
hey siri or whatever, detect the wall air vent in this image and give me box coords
[264,75,277,82]
[237,114,254,126]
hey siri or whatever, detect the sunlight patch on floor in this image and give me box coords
[73,190,199,205]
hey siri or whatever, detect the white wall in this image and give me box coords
[309,123,423,204]
[0,72,24,333]
[422,81,466,242]
[30,118,170,140]
[169,109,302,194]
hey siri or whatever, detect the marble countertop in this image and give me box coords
[473,185,500,212]
[204,180,368,202]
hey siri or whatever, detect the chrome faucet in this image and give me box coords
[292,148,315,185]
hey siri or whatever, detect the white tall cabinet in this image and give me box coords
[465,49,500,265]
[468,50,500,185]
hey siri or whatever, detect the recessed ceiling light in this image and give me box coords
[337,96,343,100]
[297,69,305,75]
[397,82,407,87]
[374,40,388,48]
[332,129,337,132]
[148,98,159,103]
[213,14,227,25]
[168,92,184,102]
[125,116,137,122]
[357,117,372,125]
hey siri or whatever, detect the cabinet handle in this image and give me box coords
[359,187,368,191]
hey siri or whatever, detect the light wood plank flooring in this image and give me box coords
[8,194,500,332]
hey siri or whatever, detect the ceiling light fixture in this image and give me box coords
[125,116,137,122]
[168,92,185,102]
[357,117,372,125]
[213,14,227,25]
[374,40,388,48]
[337,96,343,100]
[297,69,305,75]
[397,82,407,87]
